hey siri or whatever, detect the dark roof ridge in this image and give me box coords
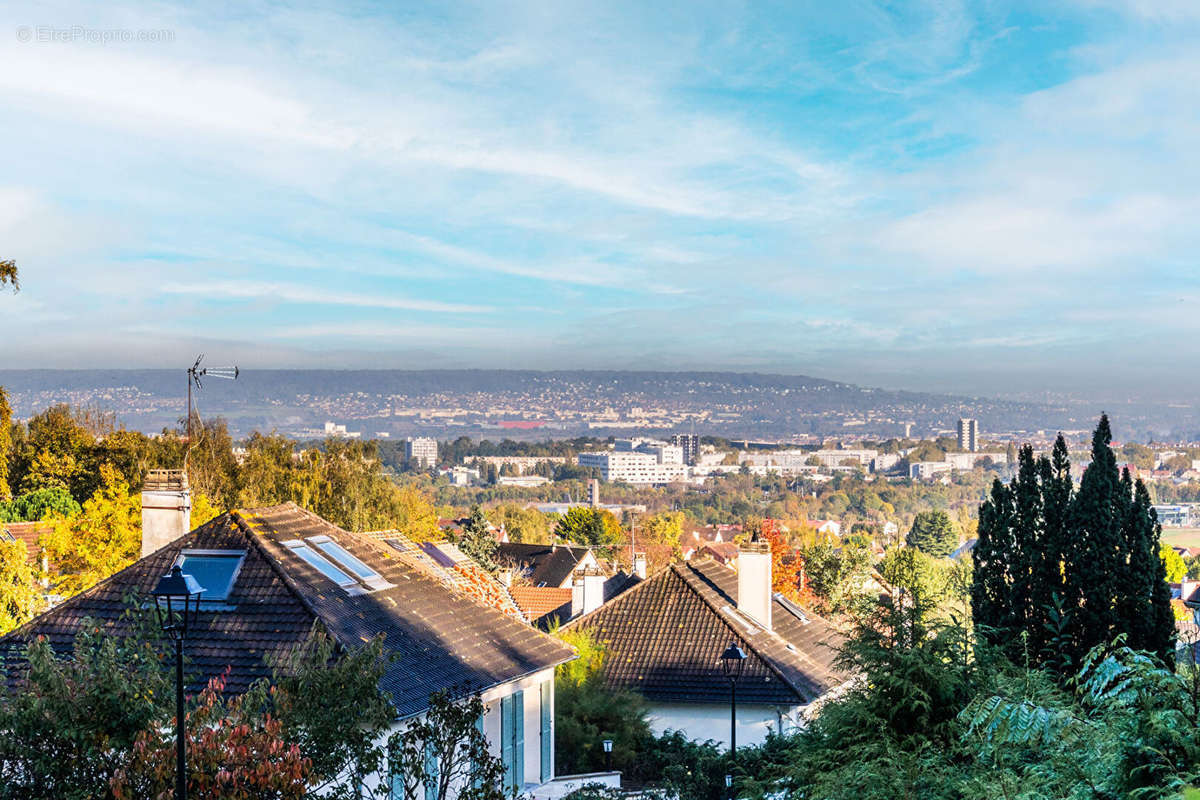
[674,559,805,701]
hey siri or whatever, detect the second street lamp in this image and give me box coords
[602,738,613,771]
[151,565,205,800]
[719,642,747,756]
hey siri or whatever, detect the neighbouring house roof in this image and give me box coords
[950,538,979,561]
[562,558,844,706]
[495,542,598,587]
[699,542,740,565]
[509,586,574,622]
[1,503,574,718]
[0,522,51,565]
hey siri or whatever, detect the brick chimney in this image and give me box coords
[737,539,772,630]
[141,470,192,558]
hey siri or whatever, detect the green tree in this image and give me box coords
[0,487,81,523]
[906,511,958,558]
[386,690,506,800]
[0,606,172,800]
[554,628,655,777]
[457,505,498,571]
[555,507,621,548]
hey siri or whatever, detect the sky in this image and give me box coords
[1,0,1198,399]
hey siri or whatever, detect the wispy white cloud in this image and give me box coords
[160,280,493,314]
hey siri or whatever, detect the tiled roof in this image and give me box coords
[3,503,575,718]
[563,558,844,706]
[0,522,51,564]
[495,542,597,587]
[510,586,574,622]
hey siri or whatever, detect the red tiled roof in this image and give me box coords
[0,522,52,564]
[509,586,573,621]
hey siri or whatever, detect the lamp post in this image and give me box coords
[602,738,613,772]
[719,642,747,756]
[151,565,205,800]
[725,773,733,800]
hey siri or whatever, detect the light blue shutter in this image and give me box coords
[472,711,484,790]
[539,681,552,783]
[388,740,403,800]
[512,690,525,791]
[500,694,515,795]
[424,740,439,800]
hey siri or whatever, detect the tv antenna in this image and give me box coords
[186,355,238,442]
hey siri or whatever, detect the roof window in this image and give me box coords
[307,535,390,590]
[283,540,358,589]
[176,550,246,603]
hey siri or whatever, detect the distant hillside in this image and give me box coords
[0,369,1186,441]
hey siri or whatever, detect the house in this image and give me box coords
[699,541,740,566]
[807,519,842,537]
[562,541,846,748]
[495,542,604,588]
[509,572,642,630]
[1,503,577,798]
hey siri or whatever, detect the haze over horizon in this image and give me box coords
[3,1,1198,399]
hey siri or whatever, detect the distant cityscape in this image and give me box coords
[2,369,1197,442]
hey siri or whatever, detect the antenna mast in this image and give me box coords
[185,355,239,442]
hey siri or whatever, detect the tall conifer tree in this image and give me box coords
[972,478,1016,645]
[1063,414,1125,665]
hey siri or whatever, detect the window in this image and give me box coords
[307,535,387,589]
[176,550,245,603]
[283,540,357,588]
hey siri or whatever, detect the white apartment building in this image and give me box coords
[578,439,688,484]
[405,436,438,468]
[910,461,954,480]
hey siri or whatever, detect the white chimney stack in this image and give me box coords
[737,539,772,630]
[632,551,647,580]
[571,568,606,617]
[141,470,192,558]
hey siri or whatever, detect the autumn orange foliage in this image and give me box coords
[110,671,310,800]
[760,517,812,604]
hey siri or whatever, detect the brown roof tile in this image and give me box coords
[3,503,575,718]
[563,558,844,706]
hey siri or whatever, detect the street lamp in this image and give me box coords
[719,642,747,755]
[602,738,613,771]
[151,565,205,800]
[725,773,734,800]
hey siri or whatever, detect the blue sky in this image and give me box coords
[1,0,1198,398]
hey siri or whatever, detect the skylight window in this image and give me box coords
[283,540,357,588]
[176,550,246,603]
[308,535,379,581]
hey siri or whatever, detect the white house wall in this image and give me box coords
[645,701,802,749]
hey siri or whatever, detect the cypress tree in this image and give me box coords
[972,477,1015,646]
[1127,479,1175,665]
[1063,414,1125,665]
[1009,446,1043,644]
[1031,435,1072,660]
